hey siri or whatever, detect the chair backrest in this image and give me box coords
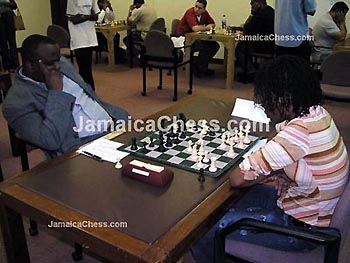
[171,18,180,36]
[150,17,166,33]
[321,51,350,87]
[330,167,350,248]
[47,24,70,49]
[144,30,174,58]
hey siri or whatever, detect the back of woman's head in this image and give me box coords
[254,55,323,118]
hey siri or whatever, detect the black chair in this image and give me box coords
[47,24,75,64]
[129,17,166,68]
[214,169,350,263]
[0,72,84,261]
[139,30,194,101]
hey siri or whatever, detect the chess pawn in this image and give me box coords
[209,157,217,173]
[191,145,198,161]
[219,133,226,149]
[237,135,245,148]
[115,157,122,169]
[227,138,235,158]
[198,141,205,156]
[187,140,193,153]
[196,156,204,169]
[233,129,239,143]
[203,151,210,163]
[243,132,251,144]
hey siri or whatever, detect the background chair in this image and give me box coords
[128,17,166,68]
[320,51,350,100]
[47,24,75,64]
[139,30,193,101]
[214,170,350,263]
[0,72,84,261]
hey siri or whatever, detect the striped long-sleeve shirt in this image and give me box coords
[240,105,349,226]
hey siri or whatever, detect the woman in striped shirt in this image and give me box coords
[192,55,349,263]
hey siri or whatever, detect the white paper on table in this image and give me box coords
[231,98,270,124]
[243,139,268,158]
[77,138,129,163]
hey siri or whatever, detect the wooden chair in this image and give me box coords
[139,30,194,101]
[0,72,84,261]
[47,24,75,64]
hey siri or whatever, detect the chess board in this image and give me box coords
[119,125,260,178]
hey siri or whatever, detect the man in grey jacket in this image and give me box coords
[3,34,130,159]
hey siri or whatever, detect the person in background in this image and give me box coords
[312,1,348,62]
[66,0,101,90]
[191,55,349,263]
[176,0,219,77]
[0,0,19,72]
[123,0,156,59]
[235,0,274,79]
[96,0,126,64]
[2,35,130,159]
[274,0,316,62]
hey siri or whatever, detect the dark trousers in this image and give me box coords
[193,40,220,72]
[191,184,332,263]
[276,40,311,62]
[0,11,19,70]
[74,47,95,90]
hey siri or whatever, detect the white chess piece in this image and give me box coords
[238,135,245,148]
[219,133,226,149]
[209,157,217,173]
[203,151,210,163]
[233,129,239,143]
[196,156,204,168]
[198,141,205,155]
[191,145,198,161]
[115,157,122,169]
[243,132,251,144]
[227,138,235,158]
[187,140,193,153]
[198,133,204,144]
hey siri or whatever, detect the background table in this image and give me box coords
[95,24,128,69]
[185,32,238,89]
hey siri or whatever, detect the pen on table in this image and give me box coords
[82,151,103,161]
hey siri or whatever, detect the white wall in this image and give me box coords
[15,0,52,46]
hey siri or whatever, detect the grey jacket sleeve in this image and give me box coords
[3,88,77,152]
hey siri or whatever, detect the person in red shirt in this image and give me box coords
[176,0,219,77]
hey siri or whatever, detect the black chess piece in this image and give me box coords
[141,142,148,153]
[165,136,173,147]
[158,132,166,152]
[172,133,180,144]
[149,136,155,147]
[179,113,187,123]
[198,168,205,184]
[208,130,216,137]
[179,131,186,139]
[131,137,137,150]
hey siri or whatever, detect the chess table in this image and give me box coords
[0,96,268,263]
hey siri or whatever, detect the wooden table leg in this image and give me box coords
[223,38,235,89]
[0,204,30,263]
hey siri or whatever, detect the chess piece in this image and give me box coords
[233,129,239,143]
[179,131,186,139]
[209,157,217,173]
[191,145,198,161]
[149,137,155,148]
[196,156,204,168]
[173,133,180,144]
[198,168,205,183]
[141,142,148,153]
[158,132,166,152]
[131,137,137,150]
[187,140,193,153]
[198,141,204,156]
[115,157,122,169]
[165,136,173,148]
[237,135,245,148]
[243,132,251,144]
[198,168,205,184]
[227,138,235,158]
[203,151,210,163]
[219,133,226,149]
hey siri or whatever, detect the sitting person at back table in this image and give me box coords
[191,55,349,263]
[312,1,348,62]
[123,0,156,59]
[176,0,219,77]
[2,35,131,160]
[96,0,126,64]
[235,0,274,76]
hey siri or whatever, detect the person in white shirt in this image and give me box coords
[312,2,348,62]
[66,0,101,90]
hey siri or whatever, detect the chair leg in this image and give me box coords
[142,66,147,96]
[72,242,83,261]
[158,69,163,90]
[188,63,193,95]
[173,68,178,101]
[28,219,38,236]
